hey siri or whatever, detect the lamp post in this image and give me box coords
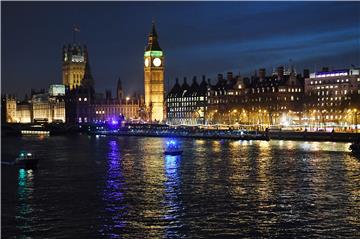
[232,109,237,126]
[263,109,267,130]
[353,109,358,133]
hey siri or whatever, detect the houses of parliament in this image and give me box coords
[3,22,164,124]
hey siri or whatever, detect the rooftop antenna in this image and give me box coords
[73,25,80,43]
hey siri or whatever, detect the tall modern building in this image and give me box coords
[144,22,165,122]
[62,44,90,90]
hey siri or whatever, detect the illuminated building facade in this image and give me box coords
[16,101,32,123]
[144,22,165,122]
[205,67,305,128]
[240,67,304,127]
[304,68,360,131]
[2,85,66,124]
[2,95,17,123]
[32,87,66,123]
[92,95,142,123]
[166,76,208,125]
[207,72,246,125]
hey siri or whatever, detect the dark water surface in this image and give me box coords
[2,135,360,238]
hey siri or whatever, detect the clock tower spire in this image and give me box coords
[144,21,165,122]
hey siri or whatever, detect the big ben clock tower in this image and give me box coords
[144,22,165,122]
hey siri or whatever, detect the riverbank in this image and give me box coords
[269,131,360,142]
[91,130,270,141]
[2,123,359,142]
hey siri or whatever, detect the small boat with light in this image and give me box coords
[15,151,39,169]
[164,140,183,156]
[350,141,360,157]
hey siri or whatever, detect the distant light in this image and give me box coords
[126,97,130,101]
[166,140,177,146]
[27,153,32,156]
[111,120,118,125]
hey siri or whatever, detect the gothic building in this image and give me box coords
[64,44,143,124]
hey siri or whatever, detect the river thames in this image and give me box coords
[2,135,360,238]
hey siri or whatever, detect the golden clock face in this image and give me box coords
[153,58,161,67]
[144,58,149,67]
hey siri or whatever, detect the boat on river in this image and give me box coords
[164,140,183,156]
[15,151,39,169]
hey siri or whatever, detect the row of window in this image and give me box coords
[311,78,350,84]
[314,90,353,96]
[309,102,351,107]
[167,102,203,107]
[168,107,197,112]
[167,96,205,102]
[315,72,349,78]
[317,96,351,101]
[167,113,199,118]
[95,108,138,115]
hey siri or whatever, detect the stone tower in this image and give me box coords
[62,44,88,90]
[144,22,165,122]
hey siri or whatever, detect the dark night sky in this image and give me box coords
[2,1,360,98]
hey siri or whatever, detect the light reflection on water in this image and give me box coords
[163,155,183,237]
[2,136,360,238]
[16,169,35,236]
[99,139,126,238]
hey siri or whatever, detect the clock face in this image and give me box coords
[144,58,149,67]
[153,58,162,67]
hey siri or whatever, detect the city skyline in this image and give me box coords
[2,1,360,97]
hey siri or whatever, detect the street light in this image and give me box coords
[353,108,358,133]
